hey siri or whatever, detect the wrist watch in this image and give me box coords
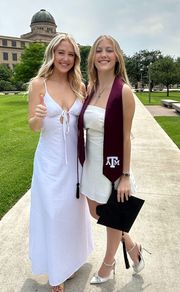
[122,172,130,177]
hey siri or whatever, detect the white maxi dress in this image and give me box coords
[29,83,93,286]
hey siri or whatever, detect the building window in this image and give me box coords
[21,41,25,48]
[12,53,17,61]
[48,28,53,33]
[3,52,8,60]
[2,39,8,46]
[12,40,17,47]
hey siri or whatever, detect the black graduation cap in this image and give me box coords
[96,184,145,268]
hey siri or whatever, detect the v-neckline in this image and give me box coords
[46,90,77,112]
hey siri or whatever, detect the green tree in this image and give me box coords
[0,64,13,82]
[0,80,14,91]
[13,43,46,84]
[151,56,178,96]
[0,64,14,91]
[80,45,91,84]
[125,50,162,88]
[176,57,180,85]
[125,55,139,86]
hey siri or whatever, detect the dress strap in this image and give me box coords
[43,79,48,93]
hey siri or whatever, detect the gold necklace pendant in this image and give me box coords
[97,88,105,99]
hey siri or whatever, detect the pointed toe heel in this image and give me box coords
[90,260,116,284]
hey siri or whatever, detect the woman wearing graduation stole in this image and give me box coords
[78,35,145,284]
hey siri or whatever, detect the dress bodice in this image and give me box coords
[37,83,82,164]
[42,88,82,134]
[84,105,105,140]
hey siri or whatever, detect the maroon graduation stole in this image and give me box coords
[78,77,124,182]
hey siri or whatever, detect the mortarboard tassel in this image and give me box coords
[122,233,130,269]
[76,155,80,199]
[76,182,80,199]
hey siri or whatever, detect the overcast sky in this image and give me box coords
[0,0,180,58]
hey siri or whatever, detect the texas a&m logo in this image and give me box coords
[106,156,120,168]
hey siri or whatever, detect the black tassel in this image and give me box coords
[76,182,80,199]
[122,235,130,269]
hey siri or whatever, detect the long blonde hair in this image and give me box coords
[88,35,130,92]
[29,33,82,95]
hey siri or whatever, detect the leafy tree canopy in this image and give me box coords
[13,42,46,84]
[80,45,91,83]
[151,56,179,96]
[0,64,13,82]
[125,50,162,86]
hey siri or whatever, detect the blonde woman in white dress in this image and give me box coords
[28,33,93,292]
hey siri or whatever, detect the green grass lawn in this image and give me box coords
[136,91,180,148]
[155,116,180,148]
[136,91,180,105]
[0,94,39,219]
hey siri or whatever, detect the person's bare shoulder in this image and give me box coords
[122,83,135,113]
[28,77,45,107]
[122,83,133,94]
[122,83,134,99]
[30,77,44,93]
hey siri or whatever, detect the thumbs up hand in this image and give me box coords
[35,93,47,119]
[39,93,45,105]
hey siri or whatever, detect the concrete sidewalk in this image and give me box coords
[145,105,179,116]
[0,97,180,292]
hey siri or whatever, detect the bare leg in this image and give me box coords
[86,197,99,220]
[123,233,140,264]
[98,227,122,277]
[86,198,122,277]
[123,233,135,250]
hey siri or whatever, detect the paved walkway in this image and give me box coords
[0,97,180,292]
[145,105,179,116]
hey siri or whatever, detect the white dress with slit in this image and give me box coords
[29,82,93,286]
[80,105,137,203]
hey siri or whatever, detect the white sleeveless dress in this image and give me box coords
[29,83,93,286]
[80,105,137,203]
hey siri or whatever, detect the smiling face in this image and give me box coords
[53,39,75,74]
[94,38,117,74]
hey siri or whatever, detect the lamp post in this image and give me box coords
[140,68,143,92]
[148,62,152,103]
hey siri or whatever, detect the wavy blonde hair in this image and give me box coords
[88,35,130,92]
[29,33,82,95]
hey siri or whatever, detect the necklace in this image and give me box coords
[96,87,105,99]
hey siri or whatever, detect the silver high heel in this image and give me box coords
[90,260,116,284]
[132,244,144,273]
[127,243,151,273]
